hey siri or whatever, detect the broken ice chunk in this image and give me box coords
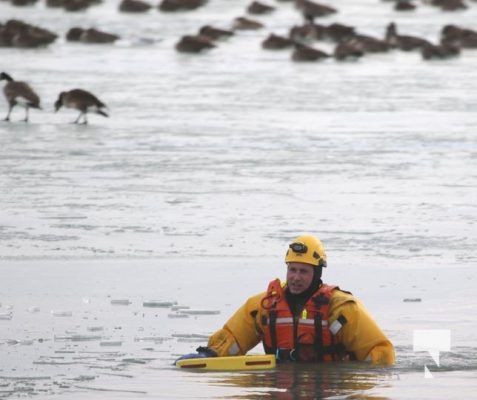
[142,301,177,308]
[51,310,73,317]
[0,312,13,320]
[111,299,132,305]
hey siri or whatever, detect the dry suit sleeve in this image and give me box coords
[207,293,264,357]
[329,293,396,365]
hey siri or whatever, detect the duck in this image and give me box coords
[175,35,215,53]
[385,22,431,51]
[1,71,41,122]
[54,89,108,124]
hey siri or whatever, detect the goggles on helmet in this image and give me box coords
[289,242,308,254]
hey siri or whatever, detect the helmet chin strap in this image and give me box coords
[311,266,323,292]
[314,265,323,280]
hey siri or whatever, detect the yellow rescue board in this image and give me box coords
[175,354,276,371]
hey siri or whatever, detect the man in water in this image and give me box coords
[182,234,395,365]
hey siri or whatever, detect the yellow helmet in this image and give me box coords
[285,235,327,268]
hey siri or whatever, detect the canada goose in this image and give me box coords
[247,1,275,15]
[289,22,326,42]
[0,26,11,47]
[291,43,329,61]
[54,89,108,124]
[175,35,215,53]
[1,72,41,122]
[262,33,294,49]
[119,0,152,12]
[441,24,477,48]
[421,42,460,60]
[1,19,57,48]
[296,0,337,22]
[334,41,364,61]
[66,27,119,44]
[441,24,477,39]
[11,0,38,6]
[394,0,416,11]
[198,25,234,40]
[232,17,264,30]
[326,23,355,42]
[80,28,120,44]
[159,0,206,11]
[385,22,431,51]
[66,27,84,41]
[348,34,389,53]
[45,0,65,8]
[63,0,96,11]
[432,0,467,11]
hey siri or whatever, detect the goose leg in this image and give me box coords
[3,105,13,121]
[23,106,29,122]
[74,112,83,124]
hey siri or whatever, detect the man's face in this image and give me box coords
[286,262,314,294]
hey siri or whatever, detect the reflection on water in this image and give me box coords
[209,362,393,400]
[0,260,477,399]
[177,354,477,400]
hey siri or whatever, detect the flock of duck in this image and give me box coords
[1,0,477,122]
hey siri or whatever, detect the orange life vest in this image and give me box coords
[261,279,343,362]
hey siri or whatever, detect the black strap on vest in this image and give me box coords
[269,310,278,353]
[313,313,324,361]
[312,293,330,362]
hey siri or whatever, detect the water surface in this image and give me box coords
[1,0,477,398]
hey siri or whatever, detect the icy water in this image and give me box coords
[1,0,477,398]
[1,259,477,399]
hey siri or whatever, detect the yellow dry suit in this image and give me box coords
[207,280,395,365]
